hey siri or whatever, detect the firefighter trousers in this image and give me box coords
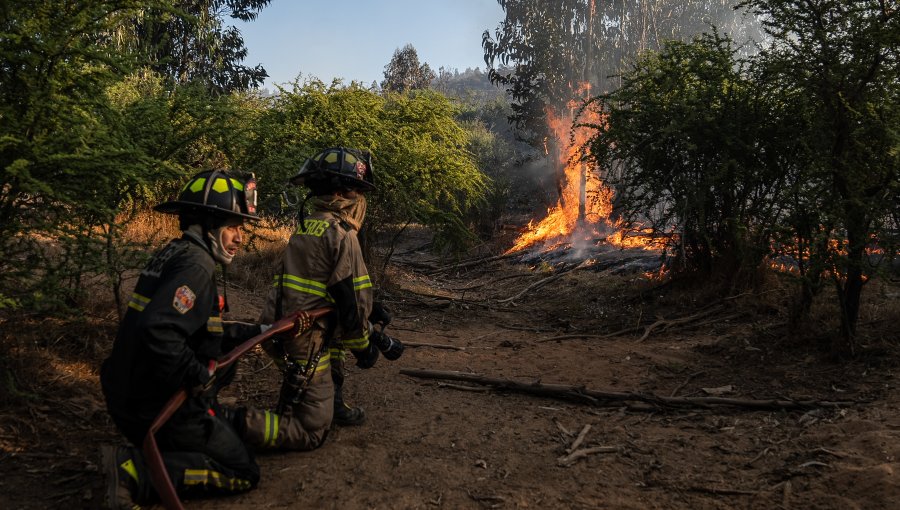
[110,396,260,505]
[242,374,334,450]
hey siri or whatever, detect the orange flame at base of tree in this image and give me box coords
[507,86,663,255]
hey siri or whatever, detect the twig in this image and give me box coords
[554,419,573,437]
[428,253,518,275]
[636,306,724,342]
[671,371,706,397]
[567,424,592,453]
[557,446,620,466]
[405,341,466,351]
[447,272,535,291]
[498,261,590,304]
[252,360,274,374]
[745,447,771,467]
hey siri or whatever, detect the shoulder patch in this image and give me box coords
[173,285,196,314]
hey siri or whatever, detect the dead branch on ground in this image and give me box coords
[400,369,861,411]
[557,446,622,466]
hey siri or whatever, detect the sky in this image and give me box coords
[234,0,506,90]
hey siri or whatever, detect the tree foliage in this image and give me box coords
[0,1,271,311]
[588,1,899,354]
[738,0,900,353]
[118,0,270,92]
[483,0,760,143]
[588,32,798,281]
[244,79,488,252]
[381,44,436,94]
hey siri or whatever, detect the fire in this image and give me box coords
[507,84,662,254]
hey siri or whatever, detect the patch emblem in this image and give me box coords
[173,285,196,314]
[355,160,367,179]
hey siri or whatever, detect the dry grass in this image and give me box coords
[229,219,291,296]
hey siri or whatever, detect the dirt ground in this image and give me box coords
[1,229,899,510]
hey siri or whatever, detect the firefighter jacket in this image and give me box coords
[101,233,260,432]
[260,203,374,372]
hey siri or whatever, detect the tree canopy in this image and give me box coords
[381,44,436,94]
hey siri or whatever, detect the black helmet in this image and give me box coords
[154,170,260,221]
[289,147,376,192]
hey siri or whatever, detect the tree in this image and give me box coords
[740,0,900,354]
[587,32,796,282]
[242,79,488,253]
[119,0,271,92]
[482,0,760,144]
[0,0,161,309]
[381,44,436,94]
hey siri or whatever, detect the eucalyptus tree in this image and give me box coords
[381,44,436,94]
[482,0,760,144]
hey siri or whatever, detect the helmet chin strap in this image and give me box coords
[207,226,234,266]
[183,223,233,266]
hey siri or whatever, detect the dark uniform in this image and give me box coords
[101,233,261,502]
[100,170,263,507]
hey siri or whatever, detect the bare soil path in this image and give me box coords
[1,238,898,509]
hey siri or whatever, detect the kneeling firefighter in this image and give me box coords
[244,147,404,450]
[100,170,269,508]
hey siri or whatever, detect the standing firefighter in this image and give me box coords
[100,170,266,508]
[246,147,403,450]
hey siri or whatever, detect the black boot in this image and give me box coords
[333,382,366,426]
[101,445,141,510]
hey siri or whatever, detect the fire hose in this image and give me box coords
[142,307,332,510]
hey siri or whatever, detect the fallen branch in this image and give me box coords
[567,424,592,453]
[400,369,860,411]
[637,306,724,342]
[671,371,706,397]
[557,446,620,466]
[437,382,489,392]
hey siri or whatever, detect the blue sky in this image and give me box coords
[234,0,506,89]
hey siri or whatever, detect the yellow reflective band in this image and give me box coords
[207,316,223,333]
[127,292,151,312]
[188,178,206,193]
[291,351,332,375]
[353,275,372,291]
[183,469,251,491]
[342,337,370,350]
[120,459,139,483]
[268,411,280,448]
[279,274,328,298]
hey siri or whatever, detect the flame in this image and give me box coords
[507,83,662,254]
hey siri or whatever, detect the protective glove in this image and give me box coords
[369,301,392,327]
[354,344,380,369]
[191,359,218,396]
[370,330,404,361]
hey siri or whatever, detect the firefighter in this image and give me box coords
[243,147,403,450]
[100,170,269,508]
